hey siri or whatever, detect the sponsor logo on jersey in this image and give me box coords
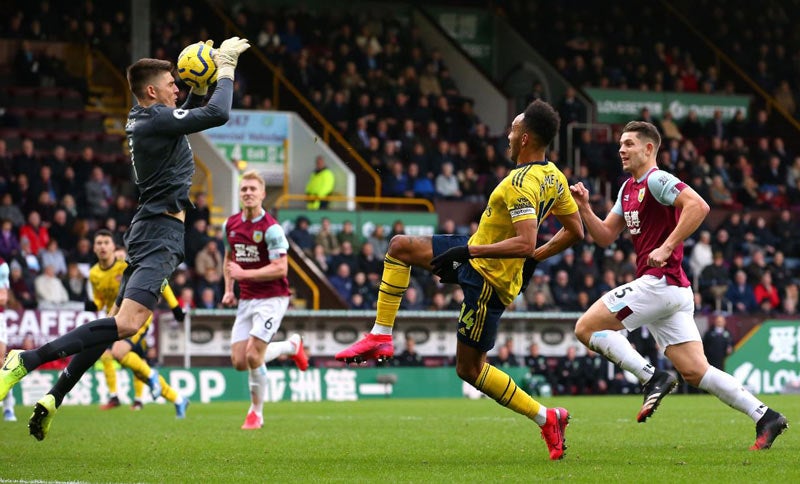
[638,187,646,202]
[172,109,189,119]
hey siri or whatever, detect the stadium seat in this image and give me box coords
[36,87,63,109]
[98,133,125,155]
[55,110,81,132]
[80,111,106,133]
[6,87,37,108]
[0,128,21,152]
[61,89,84,110]
[31,109,58,132]
[49,131,79,152]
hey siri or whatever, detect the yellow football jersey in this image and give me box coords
[468,161,578,305]
[89,259,127,312]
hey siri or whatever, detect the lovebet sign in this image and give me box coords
[585,88,750,123]
[727,320,800,394]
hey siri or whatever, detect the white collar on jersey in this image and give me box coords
[241,208,266,223]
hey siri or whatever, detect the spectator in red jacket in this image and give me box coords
[18,210,49,256]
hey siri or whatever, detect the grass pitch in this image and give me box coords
[0,394,796,483]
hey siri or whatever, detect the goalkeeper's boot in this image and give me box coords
[100,395,121,410]
[0,350,28,401]
[750,409,788,450]
[148,369,162,401]
[540,407,570,460]
[290,334,309,371]
[28,394,57,441]
[637,370,677,423]
[241,411,263,430]
[335,334,394,365]
[175,397,189,419]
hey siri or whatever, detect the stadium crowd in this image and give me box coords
[0,0,797,386]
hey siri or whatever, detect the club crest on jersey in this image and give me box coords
[253,230,263,243]
[637,188,646,202]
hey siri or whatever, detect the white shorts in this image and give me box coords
[601,275,699,350]
[230,296,290,345]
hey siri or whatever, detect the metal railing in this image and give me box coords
[274,194,435,212]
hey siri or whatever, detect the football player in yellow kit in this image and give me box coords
[88,229,189,417]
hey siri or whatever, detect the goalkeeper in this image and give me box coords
[87,229,188,416]
[0,36,250,441]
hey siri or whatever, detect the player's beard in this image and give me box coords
[509,141,518,163]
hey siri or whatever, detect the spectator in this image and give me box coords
[489,345,518,368]
[703,314,733,371]
[688,230,714,279]
[366,224,389,260]
[394,337,423,367]
[306,155,335,209]
[726,270,757,313]
[185,218,209,267]
[288,215,314,256]
[39,239,67,277]
[382,160,408,197]
[357,241,382,282]
[9,260,36,309]
[556,346,585,395]
[194,238,223,278]
[197,286,219,309]
[336,220,360,251]
[185,192,211,229]
[195,267,222,307]
[0,219,21,262]
[583,349,610,395]
[351,271,376,309]
[550,269,577,310]
[310,243,329,273]
[48,209,75,251]
[34,264,69,306]
[753,272,781,313]
[406,162,436,199]
[434,161,461,199]
[399,285,424,310]
[62,262,88,303]
[19,210,49,256]
[329,262,353,302]
[84,166,113,218]
[314,217,340,256]
[0,193,24,228]
[329,240,358,276]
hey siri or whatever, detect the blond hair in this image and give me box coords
[240,169,266,189]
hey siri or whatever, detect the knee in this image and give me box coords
[245,350,263,370]
[387,235,410,260]
[455,359,481,385]
[110,343,128,361]
[115,319,139,339]
[574,317,593,345]
[676,366,707,387]
[231,355,248,372]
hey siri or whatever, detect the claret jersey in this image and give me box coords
[223,209,290,300]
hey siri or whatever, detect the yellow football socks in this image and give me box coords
[475,362,541,420]
[159,375,179,404]
[101,352,117,395]
[374,255,411,329]
[133,376,144,400]
[119,352,179,403]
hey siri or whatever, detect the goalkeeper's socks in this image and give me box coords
[51,343,108,408]
[371,255,410,333]
[22,318,119,370]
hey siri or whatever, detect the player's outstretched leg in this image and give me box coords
[335,333,394,365]
[637,370,678,423]
[751,409,789,450]
[0,350,28,401]
[336,251,411,364]
[28,394,57,441]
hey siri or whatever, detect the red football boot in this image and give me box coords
[334,333,394,364]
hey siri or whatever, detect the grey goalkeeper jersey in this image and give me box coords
[125,78,234,224]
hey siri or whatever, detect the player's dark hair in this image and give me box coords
[522,100,560,148]
[623,121,662,151]
[93,228,114,242]
[127,58,174,99]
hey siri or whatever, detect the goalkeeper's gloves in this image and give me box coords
[430,245,472,284]
[179,40,215,96]
[519,257,539,294]
[172,306,186,322]
[84,300,98,312]
[212,36,251,81]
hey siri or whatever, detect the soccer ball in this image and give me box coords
[176,42,217,89]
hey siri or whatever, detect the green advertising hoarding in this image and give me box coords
[726,320,800,395]
[278,209,439,240]
[204,110,287,183]
[8,367,529,405]
[584,88,751,123]
[427,6,494,72]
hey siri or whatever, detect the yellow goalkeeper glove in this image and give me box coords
[212,36,251,81]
